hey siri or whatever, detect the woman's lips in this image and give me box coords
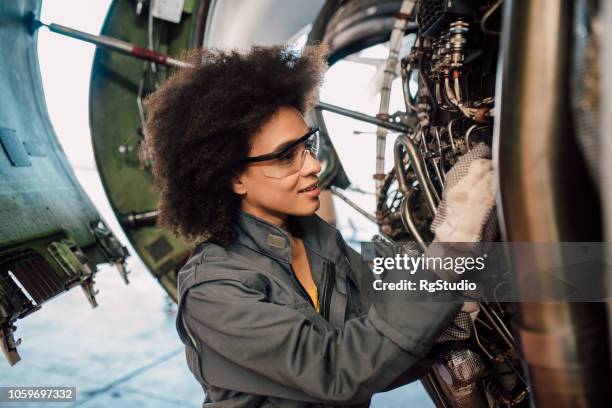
[299,181,318,192]
[299,187,320,197]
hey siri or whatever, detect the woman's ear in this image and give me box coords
[232,174,247,195]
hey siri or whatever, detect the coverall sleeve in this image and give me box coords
[182,275,461,404]
[333,236,447,393]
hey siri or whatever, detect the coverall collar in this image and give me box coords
[234,208,334,265]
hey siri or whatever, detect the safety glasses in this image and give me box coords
[241,127,320,178]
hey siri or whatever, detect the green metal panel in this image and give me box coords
[89,0,205,303]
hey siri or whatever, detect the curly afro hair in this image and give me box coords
[143,43,329,247]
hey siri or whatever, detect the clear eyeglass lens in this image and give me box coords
[307,130,320,157]
[261,131,319,178]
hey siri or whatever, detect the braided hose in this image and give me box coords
[375,0,416,201]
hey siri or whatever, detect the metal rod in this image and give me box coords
[31,17,192,69]
[329,186,377,224]
[122,210,158,228]
[479,303,516,350]
[329,186,397,244]
[315,102,412,134]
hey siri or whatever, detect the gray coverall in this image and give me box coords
[175,209,462,407]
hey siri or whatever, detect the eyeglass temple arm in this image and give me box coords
[241,127,319,163]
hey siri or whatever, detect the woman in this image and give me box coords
[143,43,463,407]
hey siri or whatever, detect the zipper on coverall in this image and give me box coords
[289,259,334,321]
[318,260,335,320]
[289,260,336,321]
[289,265,317,310]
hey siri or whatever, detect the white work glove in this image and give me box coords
[430,142,498,244]
[430,143,498,332]
[433,158,496,242]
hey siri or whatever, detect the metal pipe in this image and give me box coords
[438,78,457,111]
[315,101,413,134]
[453,75,463,104]
[464,124,479,150]
[494,0,611,405]
[479,303,516,350]
[394,134,439,216]
[447,119,459,154]
[431,160,445,191]
[400,197,427,251]
[417,127,443,198]
[444,75,459,106]
[393,142,412,196]
[465,124,493,150]
[444,75,475,118]
[433,127,446,186]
